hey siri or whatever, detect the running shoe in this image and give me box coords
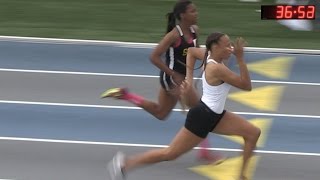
[100,88,127,99]
[107,152,126,180]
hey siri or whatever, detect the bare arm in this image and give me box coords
[150,30,179,76]
[186,47,206,83]
[214,37,252,91]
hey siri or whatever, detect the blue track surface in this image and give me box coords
[0,39,319,180]
[1,40,319,82]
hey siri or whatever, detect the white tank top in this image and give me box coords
[201,59,231,114]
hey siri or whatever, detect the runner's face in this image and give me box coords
[181,3,198,24]
[213,35,233,59]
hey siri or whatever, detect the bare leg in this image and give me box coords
[139,87,179,120]
[213,111,261,179]
[197,138,225,164]
[180,81,224,164]
[104,86,179,120]
[123,127,203,172]
[140,72,185,120]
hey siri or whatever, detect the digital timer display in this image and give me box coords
[261,5,316,20]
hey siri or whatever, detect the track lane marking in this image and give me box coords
[1,68,320,86]
[0,136,319,157]
[0,100,319,119]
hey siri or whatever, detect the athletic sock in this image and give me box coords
[122,92,144,106]
[199,138,210,157]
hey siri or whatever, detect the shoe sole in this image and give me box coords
[100,88,122,99]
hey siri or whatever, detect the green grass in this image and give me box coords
[0,0,319,49]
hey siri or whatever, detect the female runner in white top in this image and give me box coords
[108,32,261,180]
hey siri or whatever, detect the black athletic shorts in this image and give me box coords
[185,101,226,138]
[160,71,178,91]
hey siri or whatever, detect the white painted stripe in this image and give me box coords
[162,72,170,90]
[0,136,319,157]
[193,38,197,47]
[176,25,183,36]
[0,35,160,47]
[197,79,320,86]
[183,79,320,86]
[1,68,320,86]
[170,75,177,86]
[162,47,172,90]
[0,35,320,54]
[233,111,320,119]
[245,47,320,55]
[251,80,320,86]
[169,47,174,69]
[0,100,134,109]
[0,100,319,119]
[0,68,159,78]
[190,26,195,33]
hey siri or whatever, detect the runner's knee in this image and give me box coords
[153,107,171,120]
[155,113,169,120]
[244,126,261,143]
[153,111,169,120]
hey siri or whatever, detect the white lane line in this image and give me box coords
[1,68,320,86]
[0,68,159,78]
[1,35,320,55]
[0,100,320,119]
[0,136,319,157]
[234,112,320,119]
[250,80,320,86]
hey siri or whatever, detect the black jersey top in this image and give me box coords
[165,25,197,76]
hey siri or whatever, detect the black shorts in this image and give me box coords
[185,101,226,138]
[159,71,178,91]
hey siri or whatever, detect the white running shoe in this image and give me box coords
[108,152,126,180]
